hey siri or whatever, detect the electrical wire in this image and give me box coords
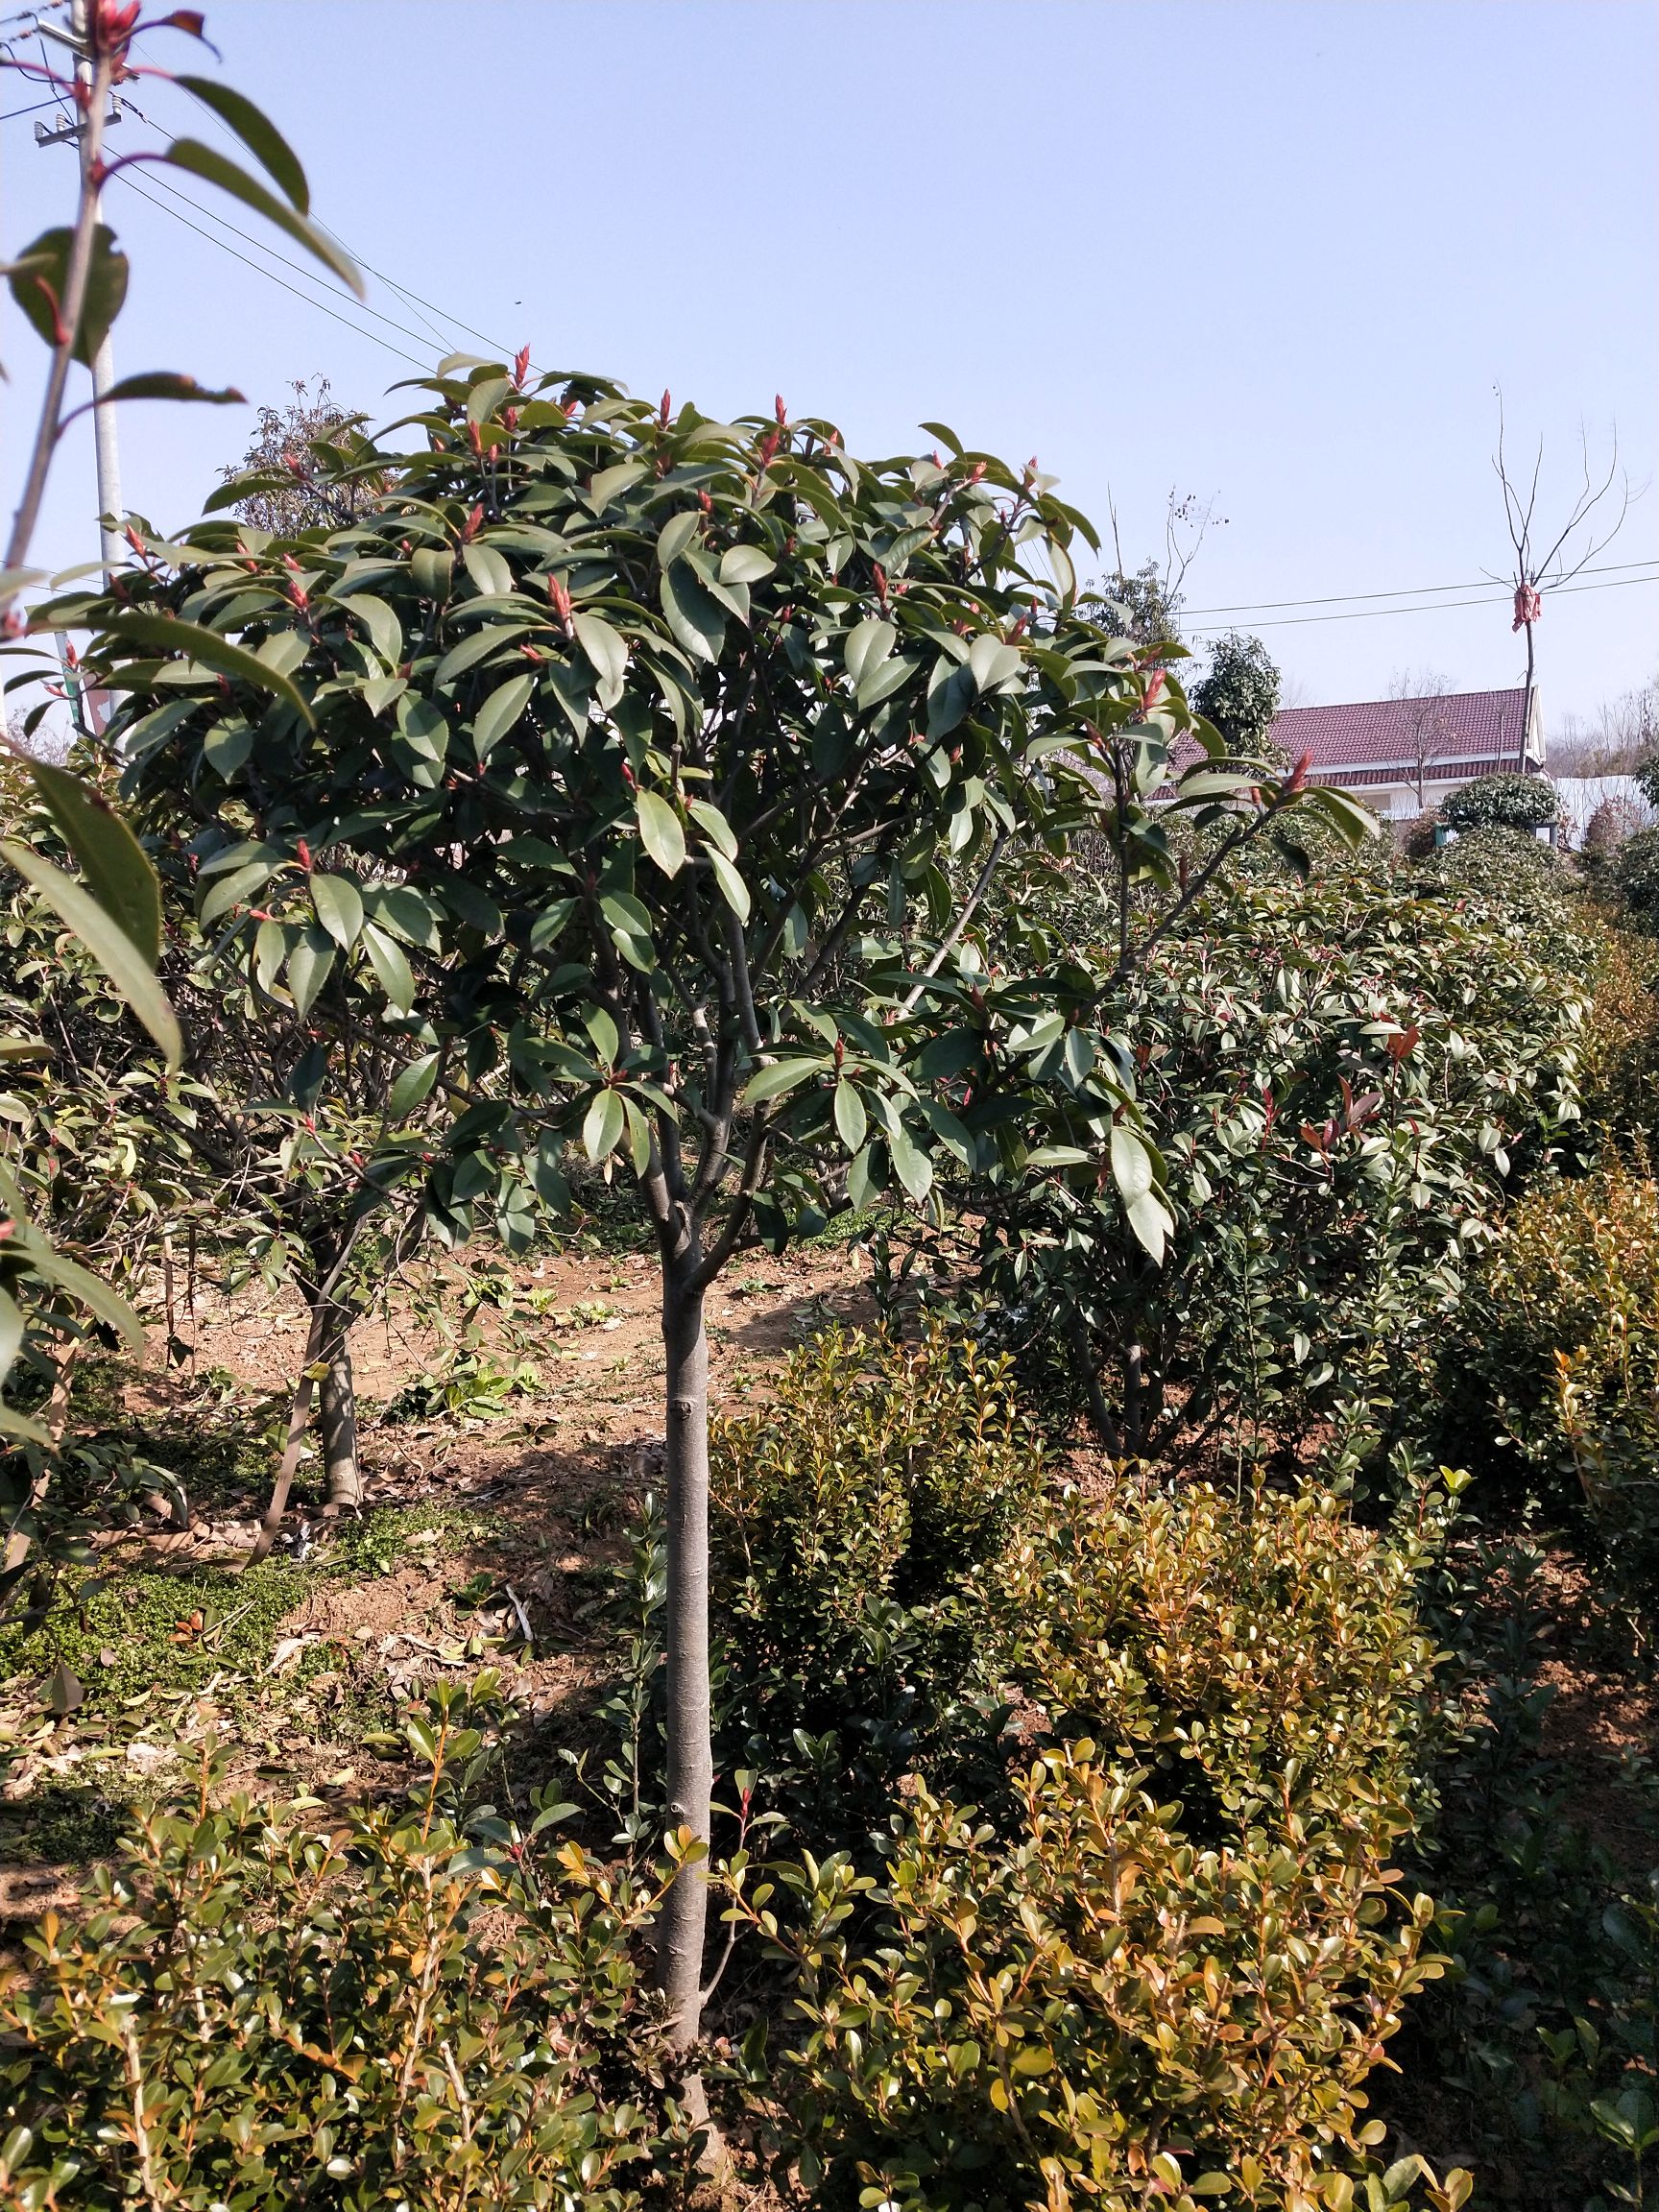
[114,172,431,370]
[1184,568,1659,635]
[120,159,483,364]
[152,65,530,368]
[0,90,65,117]
[1178,555,1659,618]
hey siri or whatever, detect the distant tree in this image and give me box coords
[1490,395,1627,769]
[1581,793,1644,859]
[1079,488,1226,654]
[219,375,386,535]
[1387,667,1456,808]
[1190,632,1281,753]
[1442,772,1560,835]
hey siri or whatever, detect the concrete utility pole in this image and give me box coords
[36,0,123,580]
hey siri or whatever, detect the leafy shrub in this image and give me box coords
[1460,1160,1659,1591]
[711,1325,1042,1852]
[959,869,1590,1472]
[1612,825,1659,934]
[746,1479,1469,2211]
[1401,806,1441,860]
[1440,773,1559,834]
[0,1680,677,2208]
[1581,792,1646,859]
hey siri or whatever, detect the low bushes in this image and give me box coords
[0,1686,677,2209]
[747,1475,1465,2211]
[1461,1158,1659,1590]
[711,1325,1042,1853]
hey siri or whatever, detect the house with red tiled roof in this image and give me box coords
[1265,685,1545,827]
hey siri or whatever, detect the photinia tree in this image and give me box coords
[68,361,1338,2042]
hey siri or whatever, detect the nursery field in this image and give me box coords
[5,33,1659,2201]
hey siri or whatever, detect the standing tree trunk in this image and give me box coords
[656,1253,714,2047]
[319,1327,363,1514]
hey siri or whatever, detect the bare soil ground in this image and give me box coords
[0,1235,878,1906]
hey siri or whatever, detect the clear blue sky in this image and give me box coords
[5,0,1655,727]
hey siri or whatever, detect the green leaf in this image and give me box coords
[660,561,727,663]
[388,1051,440,1119]
[287,927,335,1018]
[1110,1122,1163,1209]
[101,613,315,727]
[657,512,700,567]
[719,543,776,586]
[833,1079,867,1152]
[707,849,751,922]
[843,616,896,688]
[685,797,737,859]
[586,1007,619,1066]
[25,761,160,965]
[741,1057,821,1106]
[30,1242,146,1348]
[636,791,686,878]
[888,1121,933,1202]
[0,1288,24,1387]
[7,226,128,368]
[161,141,363,295]
[472,670,534,761]
[0,841,180,1069]
[583,1088,625,1164]
[1126,1188,1172,1264]
[174,77,312,210]
[333,591,402,666]
[1302,785,1378,846]
[198,858,271,927]
[968,633,1022,693]
[98,371,244,407]
[571,612,628,710]
[361,921,415,1012]
[310,873,364,949]
[462,541,514,598]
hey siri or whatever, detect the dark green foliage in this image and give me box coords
[711,1324,1041,1853]
[1440,773,1559,835]
[958,865,1590,1472]
[1190,629,1282,752]
[1611,824,1659,933]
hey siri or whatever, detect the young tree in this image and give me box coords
[1489,396,1627,770]
[74,364,1334,2043]
[1387,667,1456,809]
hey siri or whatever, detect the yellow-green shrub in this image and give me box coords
[1468,1159,1659,1584]
[0,1688,676,2209]
[744,1480,1464,2211]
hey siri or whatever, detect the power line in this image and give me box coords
[1179,556,1659,618]
[114,172,431,370]
[147,64,527,370]
[1184,568,1659,635]
[123,160,477,363]
[0,91,65,117]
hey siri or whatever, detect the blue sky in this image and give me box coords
[5,0,1655,727]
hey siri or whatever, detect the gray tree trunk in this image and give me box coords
[656,1261,714,2046]
[319,1329,363,1514]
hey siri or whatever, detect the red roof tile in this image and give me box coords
[1268,687,1537,775]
